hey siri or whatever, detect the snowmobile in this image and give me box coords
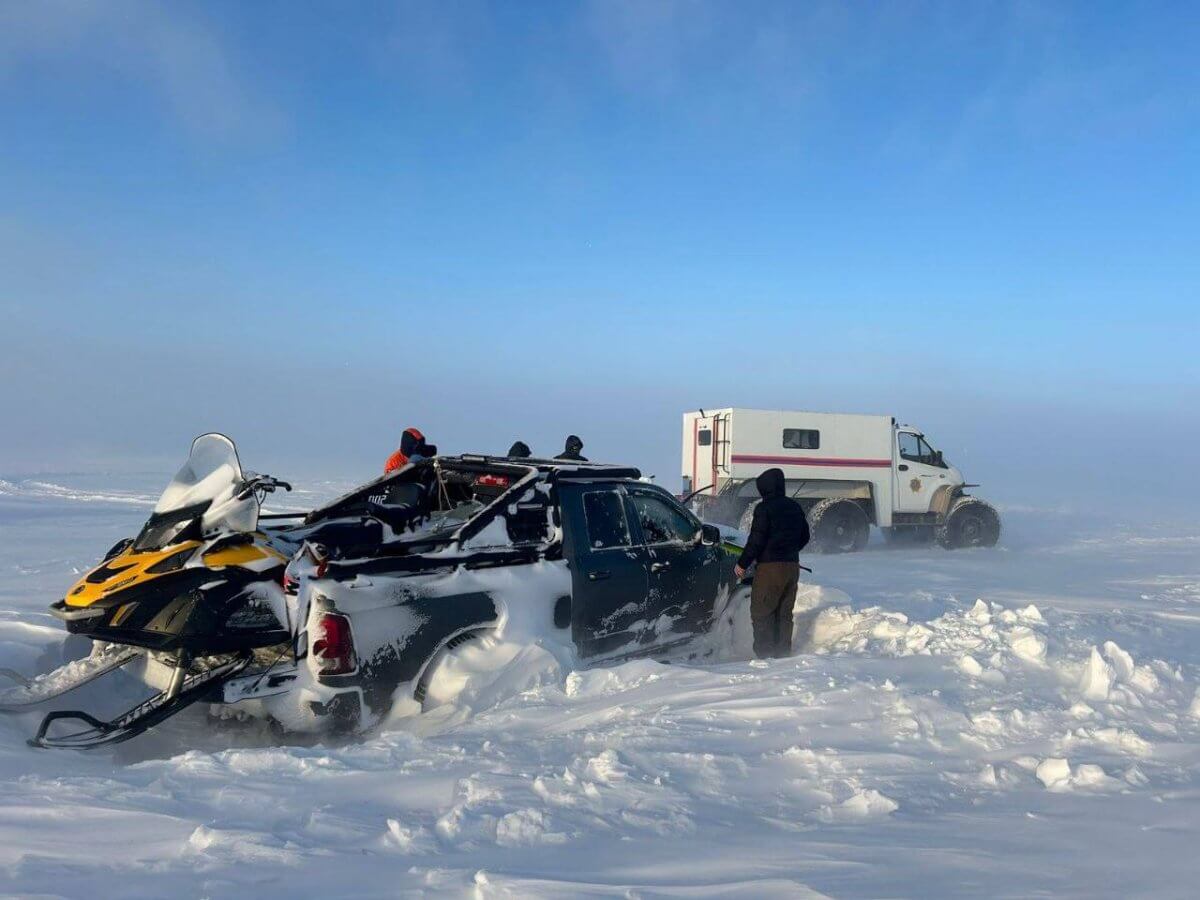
[0,433,299,748]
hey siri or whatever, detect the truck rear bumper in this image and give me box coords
[221,665,299,702]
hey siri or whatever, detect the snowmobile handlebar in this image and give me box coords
[236,475,292,500]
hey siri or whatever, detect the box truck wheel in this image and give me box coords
[808,498,870,553]
[937,498,1001,549]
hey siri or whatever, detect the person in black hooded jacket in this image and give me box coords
[555,435,588,461]
[734,467,810,658]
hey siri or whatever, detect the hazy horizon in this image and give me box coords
[2,1,1197,519]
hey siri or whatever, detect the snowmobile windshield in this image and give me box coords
[151,433,259,539]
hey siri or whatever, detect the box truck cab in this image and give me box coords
[682,408,999,552]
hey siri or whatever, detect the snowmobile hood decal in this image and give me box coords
[84,559,137,584]
[65,541,205,607]
[63,538,285,608]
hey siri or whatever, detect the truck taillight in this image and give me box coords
[474,474,510,488]
[312,613,356,675]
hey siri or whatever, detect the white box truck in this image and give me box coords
[682,408,999,552]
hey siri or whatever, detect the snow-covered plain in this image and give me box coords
[2,475,1199,898]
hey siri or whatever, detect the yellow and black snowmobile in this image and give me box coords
[0,434,299,748]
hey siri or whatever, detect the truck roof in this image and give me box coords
[448,455,643,480]
[688,407,895,423]
[306,456,644,524]
[306,454,653,574]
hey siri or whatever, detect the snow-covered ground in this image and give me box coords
[2,475,1199,898]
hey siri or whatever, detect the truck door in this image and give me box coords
[557,484,651,658]
[894,432,949,515]
[625,487,722,646]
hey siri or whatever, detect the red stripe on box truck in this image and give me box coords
[731,454,892,468]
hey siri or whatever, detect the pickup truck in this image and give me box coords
[269,455,740,732]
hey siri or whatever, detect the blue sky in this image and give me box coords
[1,1,1197,510]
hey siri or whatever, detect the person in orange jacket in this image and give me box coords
[384,427,432,474]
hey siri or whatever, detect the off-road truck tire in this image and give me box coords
[808,498,870,554]
[937,498,1001,549]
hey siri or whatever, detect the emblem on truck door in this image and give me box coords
[910,478,922,492]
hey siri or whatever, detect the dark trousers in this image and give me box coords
[750,561,799,659]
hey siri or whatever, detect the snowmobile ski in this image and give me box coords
[0,644,143,712]
[29,654,251,749]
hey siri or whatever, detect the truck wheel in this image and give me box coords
[808,498,870,553]
[937,499,1001,549]
[737,501,758,534]
[413,629,490,711]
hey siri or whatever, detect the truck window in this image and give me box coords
[917,436,945,467]
[505,502,550,544]
[782,429,819,450]
[629,492,698,545]
[582,491,632,549]
[899,433,942,466]
[698,429,712,447]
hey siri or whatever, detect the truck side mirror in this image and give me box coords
[935,450,944,466]
[700,524,721,546]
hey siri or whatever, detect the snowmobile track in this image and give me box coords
[0,645,143,712]
[29,654,251,749]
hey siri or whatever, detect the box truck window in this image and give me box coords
[899,433,940,465]
[898,433,921,461]
[782,429,820,450]
[698,429,712,447]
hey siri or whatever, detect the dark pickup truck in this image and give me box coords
[278,454,740,730]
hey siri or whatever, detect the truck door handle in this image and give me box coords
[898,464,909,471]
[588,571,611,581]
[650,561,671,573]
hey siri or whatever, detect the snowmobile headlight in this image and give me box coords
[146,546,198,574]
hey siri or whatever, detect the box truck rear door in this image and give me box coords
[690,415,714,496]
